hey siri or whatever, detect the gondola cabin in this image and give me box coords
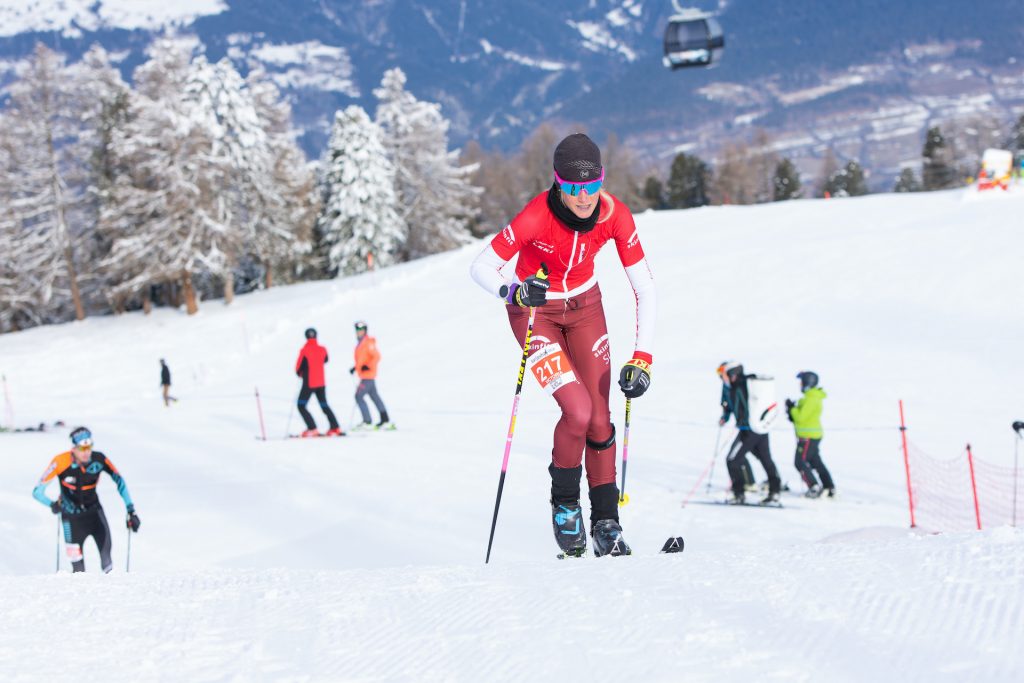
[663,13,724,69]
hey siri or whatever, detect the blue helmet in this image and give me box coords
[796,371,819,391]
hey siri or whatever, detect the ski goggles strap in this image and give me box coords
[554,168,605,196]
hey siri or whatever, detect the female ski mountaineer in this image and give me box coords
[470,133,656,558]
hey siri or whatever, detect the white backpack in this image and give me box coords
[747,375,778,434]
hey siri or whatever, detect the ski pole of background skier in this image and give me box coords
[254,386,267,441]
[2,373,13,428]
[705,423,724,494]
[485,265,547,564]
[55,517,61,572]
[283,378,299,438]
[618,398,631,506]
[348,372,359,428]
[126,522,132,573]
[1014,421,1024,526]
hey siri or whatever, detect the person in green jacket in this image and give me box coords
[785,371,835,498]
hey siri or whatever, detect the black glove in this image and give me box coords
[360,364,370,372]
[50,500,61,515]
[349,367,356,374]
[785,398,794,409]
[618,358,651,399]
[1014,421,1024,435]
[512,274,550,308]
[126,511,141,532]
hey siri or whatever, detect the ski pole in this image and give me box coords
[618,398,631,506]
[284,379,299,438]
[348,373,360,428]
[254,386,267,441]
[126,524,132,573]
[1014,426,1021,528]
[705,423,724,494]
[485,265,547,564]
[55,516,61,573]
[2,373,13,429]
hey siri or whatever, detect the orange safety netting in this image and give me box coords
[905,439,1024,532]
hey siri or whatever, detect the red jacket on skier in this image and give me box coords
[470,133,656,558]
[296,338,329,388]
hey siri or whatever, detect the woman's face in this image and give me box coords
[560,187,599,219]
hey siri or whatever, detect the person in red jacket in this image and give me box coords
[295,328,342,437]
[470,132,656,558]
[350,321,392,430]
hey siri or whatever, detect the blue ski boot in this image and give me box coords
[551,502,587,558]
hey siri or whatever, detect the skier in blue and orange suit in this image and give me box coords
[33,426,140,573]
[295,327,343,437]
[470,133,656,558]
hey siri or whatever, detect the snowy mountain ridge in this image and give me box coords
[0,0,227,36]
[0,0,1020,187]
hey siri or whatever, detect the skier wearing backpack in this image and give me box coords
[295,328,343,437]
[718,362,757,492]
[718,361,782,505]
[786,370,835,498]
[32,426,140,573]
[470,133,656,557]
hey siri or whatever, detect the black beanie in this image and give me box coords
[553,133,602,183]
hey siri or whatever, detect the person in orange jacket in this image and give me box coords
[350,321,392,430]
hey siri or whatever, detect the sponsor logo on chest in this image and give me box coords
[530,240,555,254]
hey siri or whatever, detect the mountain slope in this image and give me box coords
[1,187,1022,679]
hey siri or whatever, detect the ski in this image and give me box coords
[556,549,587,560]
[685,499,788,509]
[661,536,685,553]
[555,536,684,559]
[348,424,398,433]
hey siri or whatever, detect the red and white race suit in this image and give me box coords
[470,191,656,486]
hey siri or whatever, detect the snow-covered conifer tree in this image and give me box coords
[183,55,269,304]
[317,105,405,276]
[65,45,133,311]
[102,41,266,314]
[373,67,478,259]
[3,44,88,322]
[245,68,317,288]
[0,114,50,331]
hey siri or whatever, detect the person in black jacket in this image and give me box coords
[718,361,781,505]
[160,359,177,406]
[718,365,756,493]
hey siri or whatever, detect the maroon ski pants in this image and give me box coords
[507,284,616,489]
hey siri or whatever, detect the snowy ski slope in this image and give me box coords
[1,187,1022,682]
